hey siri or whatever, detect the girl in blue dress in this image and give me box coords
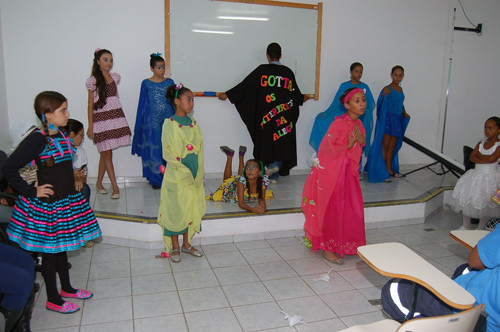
[132,53,175,189]
[365,65,410,182]
[309,62,375,155]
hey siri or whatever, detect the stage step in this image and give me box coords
[95,187,453,249]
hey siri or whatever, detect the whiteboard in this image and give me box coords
[166,0,322,97]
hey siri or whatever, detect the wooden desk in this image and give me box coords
[357,242,475,310]
[449,230,489,250]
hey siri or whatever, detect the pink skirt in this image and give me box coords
[306,157,366,257]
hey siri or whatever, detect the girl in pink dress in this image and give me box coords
[302,88,367,264]
[86,49,132,199]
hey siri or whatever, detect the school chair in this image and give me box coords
[340,243,487,332]
[337,303,485,332]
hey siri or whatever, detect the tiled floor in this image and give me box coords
[28,166,467,331]
[29,208,471,332]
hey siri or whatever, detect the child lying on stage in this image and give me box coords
[206,146,273,214]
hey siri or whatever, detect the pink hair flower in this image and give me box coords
[175,83,183,90]
[159,165,165,174]
[94,48,101,53]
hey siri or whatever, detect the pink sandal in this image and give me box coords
[46,301,80,314]
[61,289,93,300]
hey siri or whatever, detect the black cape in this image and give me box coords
[226,64,303,173]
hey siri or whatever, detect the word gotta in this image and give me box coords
[260,75,294,91]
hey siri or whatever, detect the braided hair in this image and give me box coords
[34,91,67,166]
[91,49,112,109]
[244,159,264,201]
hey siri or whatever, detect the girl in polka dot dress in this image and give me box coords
[86,48,132,199]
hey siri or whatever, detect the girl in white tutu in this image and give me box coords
[451,116,500,229]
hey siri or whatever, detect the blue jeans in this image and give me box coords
[266,161,282,181]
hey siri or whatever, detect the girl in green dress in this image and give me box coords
[157,83,206,262]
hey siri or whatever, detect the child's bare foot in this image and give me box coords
[322,251,344,265]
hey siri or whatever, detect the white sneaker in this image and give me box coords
[265,167,279,177]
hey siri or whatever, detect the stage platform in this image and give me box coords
[88,165,458,249]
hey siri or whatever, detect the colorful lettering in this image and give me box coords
[261,75,268,87]
[280,116,288,125]
[265,93,276,103]
[261,76,292,91]
[272,121,294,141]
[282,77,290,88]
[261,99,294,128]
[268,75,276,87]
[275,76,283,87]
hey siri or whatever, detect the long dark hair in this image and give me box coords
[91,49,112,109]
[34,91,67,166]
[244,159,264,201]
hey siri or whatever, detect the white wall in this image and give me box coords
[0,0,497,179]
[0,7,9,153]
[442,0,500,159]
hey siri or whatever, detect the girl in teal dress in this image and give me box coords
[309,62,375,155]
[365,65,410,182]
